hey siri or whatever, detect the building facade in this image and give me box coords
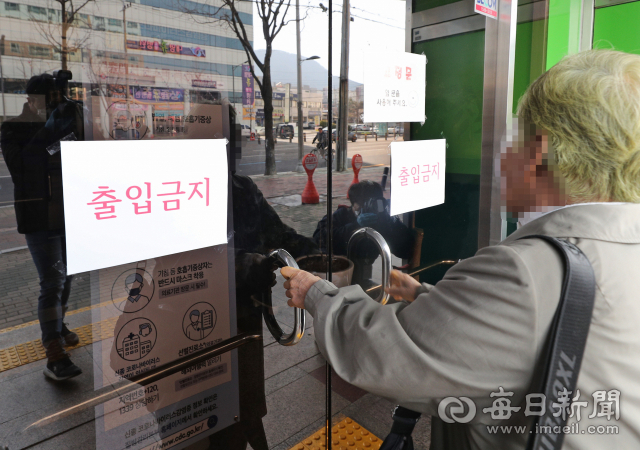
[0,0,254,136]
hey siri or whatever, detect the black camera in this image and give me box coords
[52,70,73,90]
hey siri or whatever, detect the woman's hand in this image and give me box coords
[385,270,422,302]
[281,266,321,309]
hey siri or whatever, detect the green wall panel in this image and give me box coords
[413,0,463,13]
[593,2,640,55]
[411,30,485,280]
[412,31,485,176]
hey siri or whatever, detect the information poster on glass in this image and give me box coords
[91,245,238,450]
[363,52,427,123]
[390,139,447,216]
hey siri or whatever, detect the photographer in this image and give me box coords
[313,180,414,260]
[1,72,85,381]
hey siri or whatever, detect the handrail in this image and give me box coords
[261,249,306,346]
[365,259,459,294]
[347,227,392,305]
[25,333,261,430]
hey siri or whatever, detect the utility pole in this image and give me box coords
[295,0,304,172]
[0,35,5,122]
[122,1,132,137]
[337,0,350,171]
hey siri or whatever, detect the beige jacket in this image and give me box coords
[306,203,640,449]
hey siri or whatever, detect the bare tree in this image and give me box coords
[182,0,299,175]
[30,0,94,71]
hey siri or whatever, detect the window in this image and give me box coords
[29,45,50,58]
[4,2,19,11]
[10,43,20,53]
[27,5,46,15]
[108,18,122,27]
[93,16,105,30]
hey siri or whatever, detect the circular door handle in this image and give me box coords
[347,227,392,305]
[261,249,306,346]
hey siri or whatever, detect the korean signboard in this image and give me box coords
[127,39,206,57]
[242,107,256,120]
[242,64,254,106]
[474,0,498,19]
[131,87,184,103]
[192,80,217,89]
[255,91,286,100]
[92,244,238,450]
[61,139,228,274]
[390,139,446,216]
[363,52,426,123]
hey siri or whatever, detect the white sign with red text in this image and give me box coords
[363,52,426,123]
[474,0,498,19]
[61,139,228,274]
[390,139,446,216]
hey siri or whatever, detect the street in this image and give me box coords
[236,134,398,176]
[0,158,12,206]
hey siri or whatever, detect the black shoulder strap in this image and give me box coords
[519,236,596,450]
[380,236,596,450]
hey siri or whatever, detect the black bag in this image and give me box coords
[379,236,596,450]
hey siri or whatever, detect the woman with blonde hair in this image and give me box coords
[281,50,640,449]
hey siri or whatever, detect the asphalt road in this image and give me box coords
[236,135,396,176]
[0,158,12,207]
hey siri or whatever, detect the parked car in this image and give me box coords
[240,124,251,137]
[275,124,294,139]
[329,129,357,142]
[255,126,266,137]
[394,126,405,134]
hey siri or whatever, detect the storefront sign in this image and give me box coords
[127,39,206,57]
[242,64,254,106]
[132,86,184,103]
[474,0,498,19]
[61,139,228,274]
[390,139,446,215]
[363,52,426,123]
[192,80,217,88]
[255,91,286,100]
[242,107,255,120]
[93,246,238,450]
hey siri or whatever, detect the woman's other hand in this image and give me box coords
[386,270,422,302]
[281,266,321,309]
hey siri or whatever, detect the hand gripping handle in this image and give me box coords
[347,227,392,305]
[261,249,306,346]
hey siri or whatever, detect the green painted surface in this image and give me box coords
[546,0,582,69]
[593,2,640,54]
[411,30,485,276]
[413,31,485,176]
[413,0,463,13]
[513,20,546,114]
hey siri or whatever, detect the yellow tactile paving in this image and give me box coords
[290,417,382,450]
[0,299,116,334]
[0,316,119,373]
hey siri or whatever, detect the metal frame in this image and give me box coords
[478,0,519,248]
[347,228,392,305]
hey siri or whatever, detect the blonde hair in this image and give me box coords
[517,49,640,203]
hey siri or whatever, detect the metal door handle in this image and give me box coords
[347,227,392,305]
[261,249,306,346]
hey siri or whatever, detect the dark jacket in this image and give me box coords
[230,173,317,421]
[1,100,84,234]
[313,205,414,260]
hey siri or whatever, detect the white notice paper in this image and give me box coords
[363,52,426,123]
[62,139,228,274]
[390,139,446,216]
